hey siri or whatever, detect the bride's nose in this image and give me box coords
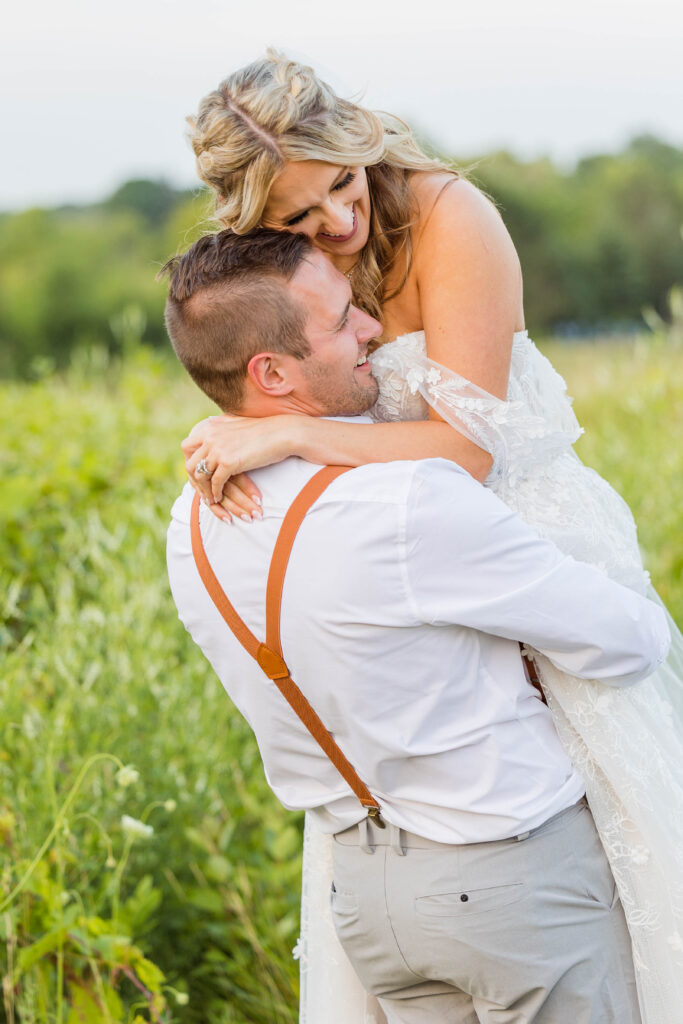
[318,199,354,236]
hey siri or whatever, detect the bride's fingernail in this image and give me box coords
[253,495,262,506]
[251,509,263,520]
[220,514,232,525]
[240,514,251,523]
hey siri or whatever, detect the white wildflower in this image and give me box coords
[22,711,41,740]
[121,815,153,840]
[115,765,140,788]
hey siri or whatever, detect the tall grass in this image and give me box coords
[0,336,680,1022]
[542,337,682,619]
[1,348,301,1023]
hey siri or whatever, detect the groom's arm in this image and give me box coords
[404,460,670,686]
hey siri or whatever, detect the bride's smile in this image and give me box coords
[261,161,371,269]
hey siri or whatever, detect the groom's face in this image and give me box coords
[286,250,382,416]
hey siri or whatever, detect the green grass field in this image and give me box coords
[1,338,681,1023]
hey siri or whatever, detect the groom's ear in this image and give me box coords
[247,352,297,398]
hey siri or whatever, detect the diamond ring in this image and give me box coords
[195,458,213,476]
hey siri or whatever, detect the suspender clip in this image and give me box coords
[256,644,290,680]
[367,805,386,829]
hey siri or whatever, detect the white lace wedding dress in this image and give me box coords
[296,330,683,1024]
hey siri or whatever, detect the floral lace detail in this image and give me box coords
[370,331,648,592]
[370,330,582,488]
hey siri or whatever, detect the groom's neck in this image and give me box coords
[234,393,367,420]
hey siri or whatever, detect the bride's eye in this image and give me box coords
[285,209,309,227]
[332,171,356,192]
[283,171,356,226]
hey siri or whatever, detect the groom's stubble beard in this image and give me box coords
[299,360,380,417]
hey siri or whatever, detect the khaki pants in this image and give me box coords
[331,800,641,1024]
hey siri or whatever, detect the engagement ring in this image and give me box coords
[196,458,213,476]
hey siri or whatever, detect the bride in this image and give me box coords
[180,50,683,1023]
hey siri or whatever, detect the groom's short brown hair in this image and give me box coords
[161,229,314,411]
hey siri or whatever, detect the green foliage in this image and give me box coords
[0,185,214,378]
[0,340,680,1022]
[0,350,300,1023]
[468,134,683,334]
[541,336,683,621]
[1,137,683,376]
[2,142,680,1022]
[102,181,195,230]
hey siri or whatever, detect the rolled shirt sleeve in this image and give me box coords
[404,460,671,686]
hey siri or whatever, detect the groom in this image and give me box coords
[164,228,668,1023]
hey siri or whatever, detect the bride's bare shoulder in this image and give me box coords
[408,172,519,280]
[409,171,505,237]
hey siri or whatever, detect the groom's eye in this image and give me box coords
[333,301,352,333]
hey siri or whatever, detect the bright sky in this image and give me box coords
[1,0,681,210]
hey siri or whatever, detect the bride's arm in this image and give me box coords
[184,414,494,508]
[410,174,523,399]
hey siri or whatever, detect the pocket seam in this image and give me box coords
[415,882,524,918]
[330,883,359,913]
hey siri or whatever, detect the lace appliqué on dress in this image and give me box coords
[370,331,648,592]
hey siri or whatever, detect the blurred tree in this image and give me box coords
[0,206,170,374]
[468,136,683,335]
[103,179,194,228]
[1,141,682,376]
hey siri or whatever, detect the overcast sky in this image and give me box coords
[1,0,681,210]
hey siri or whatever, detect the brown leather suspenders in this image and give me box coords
[190,466,385,826]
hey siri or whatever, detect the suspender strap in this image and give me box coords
[190,467,384,823]
[265,466,347,658]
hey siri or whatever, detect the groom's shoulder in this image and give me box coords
[322,458,475,509]
[168,456,477,526]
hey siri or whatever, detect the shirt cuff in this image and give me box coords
[653,612,672,671]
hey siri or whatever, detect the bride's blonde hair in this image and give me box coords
[188,49,458,326]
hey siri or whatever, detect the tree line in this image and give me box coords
[0,134,681,376]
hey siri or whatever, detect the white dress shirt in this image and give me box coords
[167,420,670,843]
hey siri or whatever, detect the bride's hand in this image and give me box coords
[182,414,297,522]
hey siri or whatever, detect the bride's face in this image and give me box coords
[261,161,371,263]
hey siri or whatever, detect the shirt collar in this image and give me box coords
[321,414,374,425]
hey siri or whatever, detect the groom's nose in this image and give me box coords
[354,307,382,344]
